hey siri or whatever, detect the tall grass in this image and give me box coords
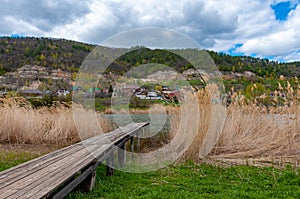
[1,79,299,167]
[176,88,213,160]
[215,105,299,158]
[0,97,112,146]
[170,80,299,164]
[214,80,299,160]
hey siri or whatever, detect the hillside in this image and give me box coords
[0,37,300,78]
[0,37,94,74]
[208,51,300,78]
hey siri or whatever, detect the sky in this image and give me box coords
[0,0,300,62]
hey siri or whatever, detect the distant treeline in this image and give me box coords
[0,37,94,73]
[0,37,299,78]
[208,51,300,78]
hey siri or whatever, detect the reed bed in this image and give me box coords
[173,80,300,166]
[0,97,112,146]
[215,105,299,158]
[0,79,299,167]
[214,80,299,161]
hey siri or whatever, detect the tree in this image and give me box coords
[39,54,46,61]
[245,83,268,99]
[155,84,162,92]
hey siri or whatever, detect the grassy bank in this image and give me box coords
[0,144,57,171]
[66,162,300,199]
[0,152,299,199]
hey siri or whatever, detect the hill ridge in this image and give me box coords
[0,37,299,78]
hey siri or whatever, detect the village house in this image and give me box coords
[56,89,70,97]
[21,89,50,98]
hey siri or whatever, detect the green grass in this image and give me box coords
[0,150,39,171]
[1,152,300,199]
[67,162,300,199]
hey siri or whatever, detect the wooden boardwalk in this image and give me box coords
[0,122,149,199]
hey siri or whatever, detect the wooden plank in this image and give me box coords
[4,144,109,199]
[0,123,148,194]
[0,142,83,178]
[1,148,91,198]
[80,122,148,146]
[81,128,122,145]
[53,144,123,199]
[0,126,130,188]
[26,144,113,198]
[0,144,86,188]
[0,138,123,198]
[110,123,149,146]
[0,122,149,198]
[53,163,99,199]
[0,130,121,186]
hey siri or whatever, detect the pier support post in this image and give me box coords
[118,143,126,167]
[130,137,134,152]
[79,170,96,192]
[106,153,114,176]
[137,131,141,151]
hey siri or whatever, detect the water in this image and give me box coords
[100,114,171,136]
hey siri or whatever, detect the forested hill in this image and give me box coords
[208,51,300,78]
[0,36,299,78]
[0,37,94,74]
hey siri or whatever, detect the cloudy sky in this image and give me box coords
[1,0,300,62]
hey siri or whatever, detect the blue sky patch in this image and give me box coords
[10,33,25,38]
[226,43,245,56]
[271,1,297,21]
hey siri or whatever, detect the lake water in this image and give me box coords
[100,114,171,136]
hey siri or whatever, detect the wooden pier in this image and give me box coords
[0,122,149,199]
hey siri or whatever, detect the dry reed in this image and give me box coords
[0,97,112,146]
[215,105,299,158]
[170,80,299,166]
[1,78,299,168]
[213,79,299,160]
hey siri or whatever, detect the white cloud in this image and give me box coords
[0,0,300,62]
[272,0,300,7]
[49,1,119,42]
[1,16,45,35]
[234,2,300,61]
[49,0,242,47]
